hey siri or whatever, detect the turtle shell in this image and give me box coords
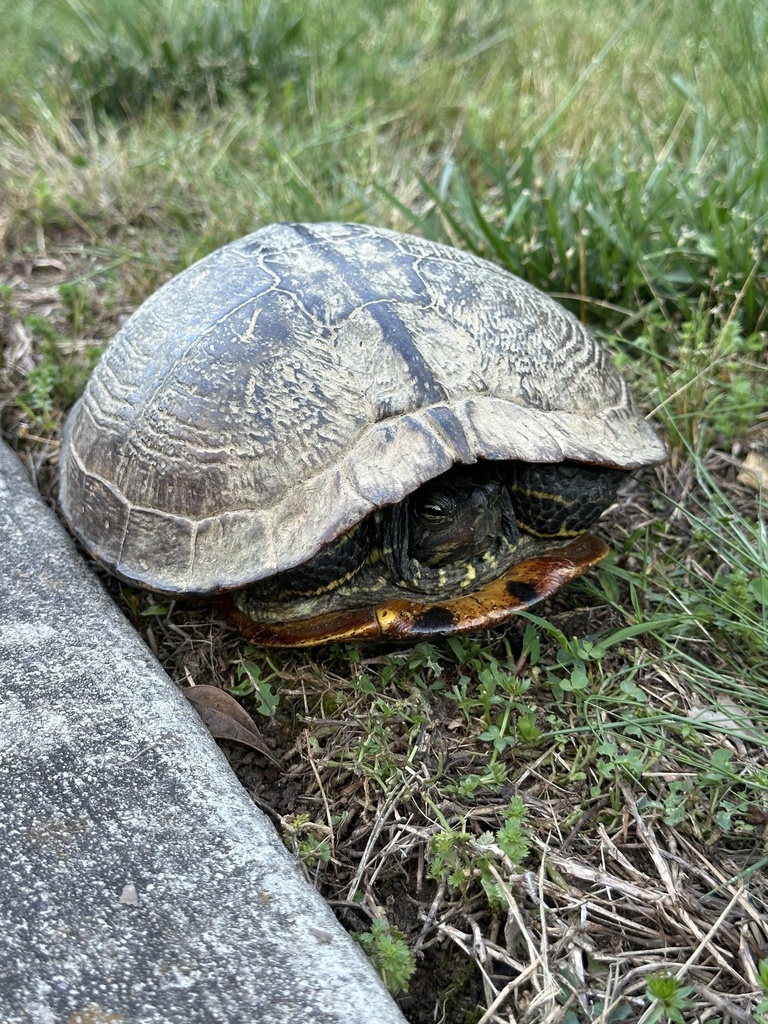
[59,221,665,607]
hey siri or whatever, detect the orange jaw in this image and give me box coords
[225,534,609,648]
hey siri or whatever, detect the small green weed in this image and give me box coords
[356,918,416,995]
[59,280,94,335]
[643,972,695,1023]
[379,641,446,693]
[343,694,429,790]
[0,283,16,309]
[229,651,280,717]
[429,797,530,908]
[443,634,542,748]
[281,813,332,872]
[654,751,761,837]
[15,314,100,429]
[443,761,506,799]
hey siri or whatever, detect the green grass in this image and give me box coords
[411,131,768,335]
[1,0,767,1021]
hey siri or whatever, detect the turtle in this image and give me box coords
[58,222,666,647]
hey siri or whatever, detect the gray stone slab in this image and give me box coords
[0,442,407,1024]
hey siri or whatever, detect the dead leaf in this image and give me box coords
[184,685,279,764]
[737,450,768,491]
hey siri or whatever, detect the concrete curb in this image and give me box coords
[0,442,407,1024]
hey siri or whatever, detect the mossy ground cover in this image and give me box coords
[1,1,767,1021]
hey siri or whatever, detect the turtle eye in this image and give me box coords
[412,491,457,527]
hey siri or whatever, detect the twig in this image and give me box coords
[346,780,408,902]
[304,729,335,857]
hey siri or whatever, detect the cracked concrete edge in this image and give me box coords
[0,441,407,1024]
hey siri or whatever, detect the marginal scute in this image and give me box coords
[59,222,666,596]
[118,506,195,583]
[193,509,276,592]
[347,413,457,510]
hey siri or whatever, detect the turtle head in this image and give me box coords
[408,468,508,567]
